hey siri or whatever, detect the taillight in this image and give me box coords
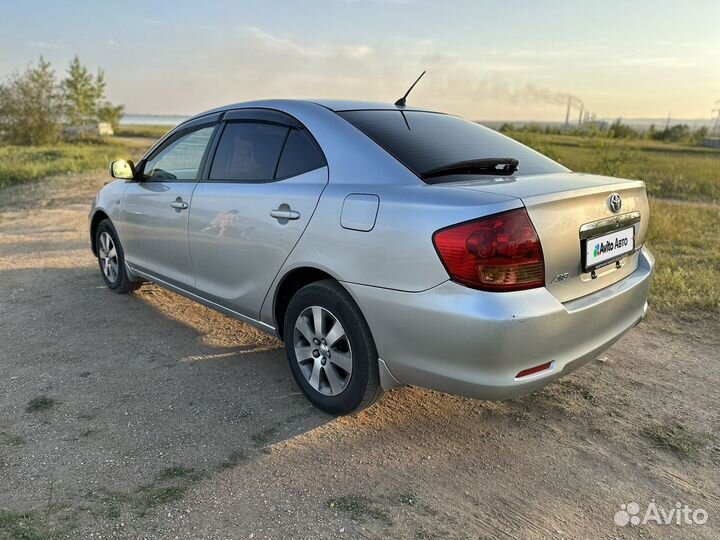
[433,208,545,292]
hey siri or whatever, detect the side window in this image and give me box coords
[143,126,215,181]
[276,129,326,179]
[209,122,289,182]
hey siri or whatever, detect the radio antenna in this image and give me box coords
[395,71,426,107]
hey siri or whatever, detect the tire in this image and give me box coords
[283,279,382,415]
[95,219,140,294]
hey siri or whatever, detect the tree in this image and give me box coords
[98,101,125,130]
[0,57,62,145]
[62,55,107,135]
[607,119,639,139]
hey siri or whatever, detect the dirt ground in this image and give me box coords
[1,167,718,540]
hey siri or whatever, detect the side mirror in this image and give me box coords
[110,159,136,180]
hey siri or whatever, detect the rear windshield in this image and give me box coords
[337,110,568,182]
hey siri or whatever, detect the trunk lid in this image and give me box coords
[447,172,650,302]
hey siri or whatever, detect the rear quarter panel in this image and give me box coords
[259,181,520,326]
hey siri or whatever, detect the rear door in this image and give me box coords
[188,109,328,318]
[119,118,218,287]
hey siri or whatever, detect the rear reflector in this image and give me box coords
[432,208,545,292]
[515,361,553,379]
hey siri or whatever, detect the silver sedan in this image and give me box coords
[90,100,654,414]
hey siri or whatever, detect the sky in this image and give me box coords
[1,0,719,121]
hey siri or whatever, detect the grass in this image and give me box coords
[115,124,172,139]
[646,200,720,319]
[0,508,55,540]
[25,396,56,413]
[640,421,714,457]
[328,495,392,524]
[507,132,720,202]
[0,138,147,189]
[251,426,279,447]
[219,449,250,469]
[524,378,600,417]
[91,466,204,518]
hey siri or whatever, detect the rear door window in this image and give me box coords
[209,122,289,182]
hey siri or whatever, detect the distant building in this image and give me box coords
[703,138,720,148]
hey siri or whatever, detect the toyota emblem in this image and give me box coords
[608,193,622,213]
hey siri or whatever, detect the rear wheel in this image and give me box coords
[283,280,382,415]
[95,219,139,294]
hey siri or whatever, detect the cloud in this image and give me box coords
[242,26,374,61]
[29,41,63,49]
[121,26,577,118]
[618,56,696,68]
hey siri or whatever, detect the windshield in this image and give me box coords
[337,110,569,182]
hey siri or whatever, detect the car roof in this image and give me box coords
[308,99,437,113]
[183,99,439,124]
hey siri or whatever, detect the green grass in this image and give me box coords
[646,200,720,319]
[0,508,55,540]
[90,465,204,518]
[507,132,720,202]
[0,139,146,189]
[115,124,172,139]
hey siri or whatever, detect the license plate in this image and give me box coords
[583,226,635,271]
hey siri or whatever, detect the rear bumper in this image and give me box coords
[344,247,654,400]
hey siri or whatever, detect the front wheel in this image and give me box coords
[283,280,382,415]
[95,219,139,294]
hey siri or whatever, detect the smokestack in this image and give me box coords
[565,96,571,127]
[578,104,584,126]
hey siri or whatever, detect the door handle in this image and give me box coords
[170,199,188,210]
[270,208,300,220]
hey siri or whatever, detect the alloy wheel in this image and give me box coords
[98,231,119,284]
[293,306,353,396]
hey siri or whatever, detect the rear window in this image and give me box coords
[337,110,568,181]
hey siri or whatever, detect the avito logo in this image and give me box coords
[593,237,629,258]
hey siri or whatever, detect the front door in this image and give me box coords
[119,123,216,288]
[188,116,328,319]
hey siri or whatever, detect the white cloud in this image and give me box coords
[618,56,696,68]
[29,41,63,49]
